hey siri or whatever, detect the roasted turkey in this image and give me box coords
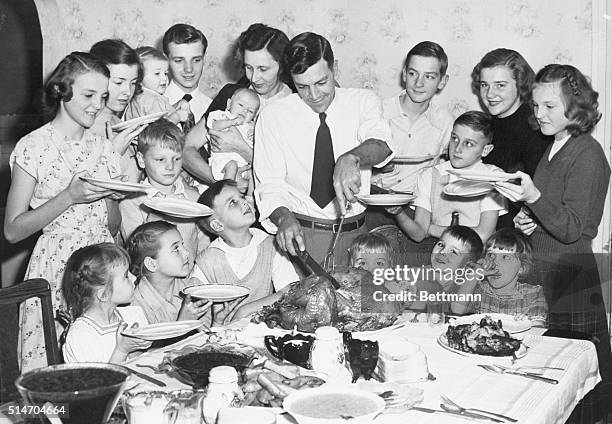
[252,266,402,332]
[446,315,522,356]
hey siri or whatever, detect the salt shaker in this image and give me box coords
[310,326,352,383]
[201,366,242,424]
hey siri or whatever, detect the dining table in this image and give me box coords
[117,313,601,424]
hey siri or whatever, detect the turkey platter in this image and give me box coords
[252,266,402,333]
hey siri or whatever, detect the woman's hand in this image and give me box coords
[494,171,541,203]
[209,126,253,161]
[106,121,149,156]
[177,294,213,321]
[513,206,537,236]
[64,171,115,205]
[115,322,153,354]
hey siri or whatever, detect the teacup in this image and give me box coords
[264,334,314,369]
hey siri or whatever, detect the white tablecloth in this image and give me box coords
[121,317,601,424]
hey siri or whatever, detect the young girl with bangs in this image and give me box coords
[457,228,547,321]
[62,243,151,363]
[495,64,611,422]
[125,221,211,324]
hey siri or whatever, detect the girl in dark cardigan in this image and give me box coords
[496,64,611,422]
[472,49,552,229]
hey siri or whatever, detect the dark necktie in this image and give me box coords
[181,94,196,133]
[310,112,336,208]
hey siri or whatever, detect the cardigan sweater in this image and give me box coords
[529,133,610,244]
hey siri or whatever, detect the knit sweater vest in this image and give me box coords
[198,235,275,303]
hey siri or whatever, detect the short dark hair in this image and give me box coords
[454,110,494,143]
[484,228,534,276]
[196,179,238,234]
[405,41,448,75]
[162,23,208,56]
[471,48,535,106]
[90,38,142,95]
[534,64,601,136]
[237,23,290,70]
[42,52,109,121]
[283,32,334,76]
[440,225,484,259]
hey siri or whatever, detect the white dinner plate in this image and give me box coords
[122,320,202,341]
[81,177,152,193]
[143,198,213,219]
[448,313,532,334]
[183,284,250,302]
[356,194,416,206]
[447,169,516,182]
[391,154,439,164]
[111,111,166,132]
[437,333,528,358]
[443,180,495,197]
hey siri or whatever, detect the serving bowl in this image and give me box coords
[283,386,385,424]
[160,342,256,388]
[15,362,130,424]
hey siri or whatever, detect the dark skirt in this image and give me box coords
[531,232,611,421]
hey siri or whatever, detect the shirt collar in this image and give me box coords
[144,177,186,198]
[209,228,266,253]
[396,90,435,120]
[166,80,202,102]
[137,275,183,304]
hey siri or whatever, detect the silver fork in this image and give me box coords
[441,395,517,423]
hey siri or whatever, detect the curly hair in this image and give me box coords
[42,52,109,122]
[90,38,143,97]
[125,221,177,278]
[471,48,535,106]
[534,64,601,136]
[61,243,130,320]
[484,228,534,277]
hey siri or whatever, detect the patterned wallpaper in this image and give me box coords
[39,0,593,116]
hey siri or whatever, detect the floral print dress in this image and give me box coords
[9,123,121,372]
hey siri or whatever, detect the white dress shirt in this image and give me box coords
[413,160,507,227]
[164,80,212,123]
[376,93,454,192]
[254,88,395,232]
